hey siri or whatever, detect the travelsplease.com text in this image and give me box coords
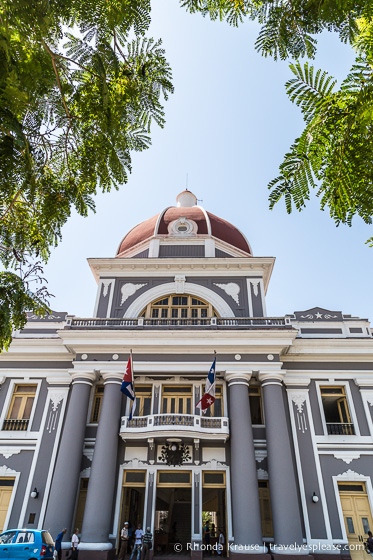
[174,542,366,553]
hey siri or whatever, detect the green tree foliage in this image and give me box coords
[182,1,373,240]
[0,0,173,350]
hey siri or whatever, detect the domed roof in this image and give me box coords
[116,191,252,257]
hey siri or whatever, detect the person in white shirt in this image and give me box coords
[130,524,144,560]
[217,530,225,556]
[71,528,79,559]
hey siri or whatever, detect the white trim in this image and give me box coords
[0,466,20,531]
[360,390,373,437]
[72,380,94,387]
[38,386,69,528]
[18,380,53,526]
[0,379,42,438]
[124,282,234,318]
[107,279,115,318]
[246,279,253,317]
[332,470,373,543]
[315,381,360,437]
[227,381,250,387]
[261,381,282,388]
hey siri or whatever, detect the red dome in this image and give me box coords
[116,200,251,257]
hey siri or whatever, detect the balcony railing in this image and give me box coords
[326,422,355,435]
[120,413,229,439]
[67,317,290,329]
[2,419,29,431]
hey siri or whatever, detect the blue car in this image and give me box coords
[0,529,54,560]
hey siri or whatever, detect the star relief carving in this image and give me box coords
[315,312,323,319]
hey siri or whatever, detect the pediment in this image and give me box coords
[294,307,343,322]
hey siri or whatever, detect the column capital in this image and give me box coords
[283,375,311,388]
[354,378,373,389]
[258,370,285,385]
[225,371,253,386]
[69,370,97,385]
[101,371,123,385]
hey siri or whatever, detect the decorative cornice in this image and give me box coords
[0,448,21,459]
[80,467,91,477]
[0,465,18,476]
[257,468,268,480]
[333,453,361,465]
[88,256,275,292]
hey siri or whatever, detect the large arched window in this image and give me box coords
[140,294,219,319]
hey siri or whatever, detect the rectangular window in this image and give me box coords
[90,385,104,423]
[249,386,263,425]
[3,384,37,431]
[161,386,192,415]
[157,471,191,486]
[320,386,355,435]
[133,386,152,417]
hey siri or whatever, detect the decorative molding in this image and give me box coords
[83,449,94,462]
[46,391,66,434]
[174,275,186,294]
[300,313,337,320]
[80,467,91,477]
[291,393,307,414]
[214,282,240,305]
[202,459,226,470]
[257,468,268,480]
[122,458,148,468]
[50,391,65,412]
[102,280,112,297]
[290,392,308,433]
[0,448,21,459]
[0,465,17,476]
[255,449,267,463]
[120,283,147,305]
[333,453,361,465]
[251,280,260,297]
[337,469,365,480]
[366,395,373,407]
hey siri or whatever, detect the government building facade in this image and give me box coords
[1,191,373,560]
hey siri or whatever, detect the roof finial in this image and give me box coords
[176,190,197,207]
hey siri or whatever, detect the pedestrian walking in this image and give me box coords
[118,522,130,560]
[54,528,67,560]
[129,524,144,560]
[71,528,80,560]
[141,527,153,560]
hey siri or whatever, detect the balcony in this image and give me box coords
[66,316,290,329]
[2,419,29,431]
[326,422,355,435]
[119,413,229,441]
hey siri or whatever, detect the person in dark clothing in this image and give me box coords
[367,531,373,557]
[54,528,67,560]
[141,527,153,560]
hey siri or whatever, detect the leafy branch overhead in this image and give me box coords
[0,0,173,350]
[183,1,373,239]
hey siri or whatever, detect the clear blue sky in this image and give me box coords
[44,1,373,321]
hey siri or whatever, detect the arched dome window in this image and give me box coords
[140,294,219,320]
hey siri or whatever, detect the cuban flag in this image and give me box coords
[195,358,216,414]
[121,354,136,420]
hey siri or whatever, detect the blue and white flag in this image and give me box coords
[195,358,216,414]
[121,354,136,420]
